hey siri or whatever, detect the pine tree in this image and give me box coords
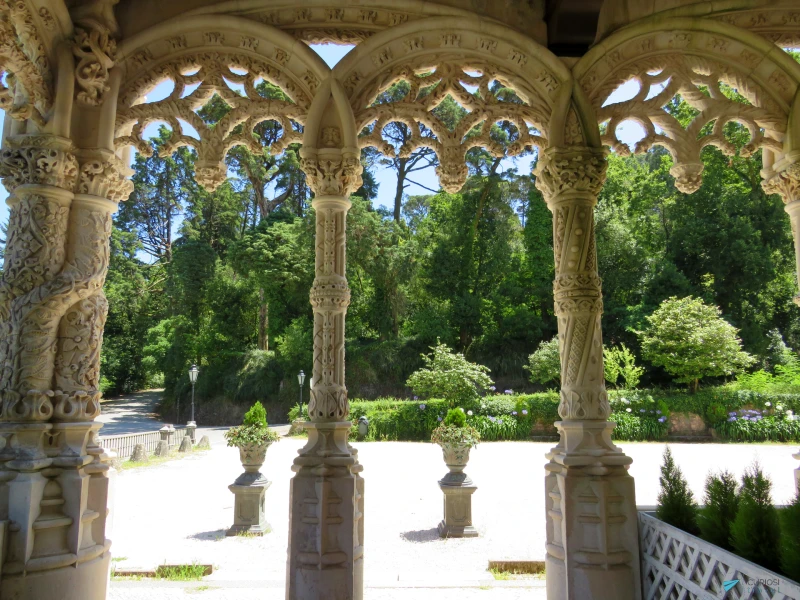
[730,462,781,572]
[697,470,739,550]
[656,446,699,534]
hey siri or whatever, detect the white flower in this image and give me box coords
[467,410,473,416]
[626,408,632,413]
[765,401,772,407]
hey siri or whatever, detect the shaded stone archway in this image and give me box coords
[0,2,798,600]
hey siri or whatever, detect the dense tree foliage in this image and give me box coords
[0,78,793,422]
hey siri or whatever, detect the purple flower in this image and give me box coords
[640,409,646,413]
[728,412,737,417]
[658,417,666,423]
[656,410,662,415]
[437,416,442,422]
[419,404,426,410]
[488,386,496,391]
[512,411,518,416]
[504,389,513,395]
[522,409,528,415]
[413,396,418,400]
[728,417,737,422]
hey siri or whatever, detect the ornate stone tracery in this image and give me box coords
[115,52,308,191]
[353,58,549,192]
[576,25,796,193]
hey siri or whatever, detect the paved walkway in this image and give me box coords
[107,435,799,599]
[98,390,165,436]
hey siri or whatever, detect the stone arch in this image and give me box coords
[572,17,800,192]
[112,14,331,190]
[332,16,573,192]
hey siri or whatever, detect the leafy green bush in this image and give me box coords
[406,342,494,407]
[730,462,781,572]
[610,412,669,441]
[443,407,466,427]
[656,446,699,535]
[697,470,739,550]
[639,296,754,391]
[604,343,644,389]
[243,401,267,427]
[780,493,800,582]
[525,337,560,386]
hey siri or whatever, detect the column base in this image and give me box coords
[545,420,641,600]
[1,550,109,600]
[438,480,478,538]
[286,421,364,600]
[227,475,271,536]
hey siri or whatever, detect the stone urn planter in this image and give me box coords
[223,402,280,536]
[431,411,481,538]
[238,441,271,474]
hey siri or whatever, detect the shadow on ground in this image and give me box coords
[188,529,227,541]
[400,528,440,543]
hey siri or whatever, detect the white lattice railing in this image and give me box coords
[100,427,188,460]
[639,511,800,600]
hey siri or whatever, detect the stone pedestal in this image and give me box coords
[286,422,364,600]
[186,421,197,443]
[227,472,271,536]
[438,479,478,538]
[159,425,175,449]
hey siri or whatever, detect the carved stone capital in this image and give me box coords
[534,146,607,203]
[308,384,349,421]
[301,148,362,197]
[762,156,800,204]
[78,154,134,202]
[0,135,78,192]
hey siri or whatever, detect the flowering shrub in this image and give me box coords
[406,342,494,407]
[342,388,800,443]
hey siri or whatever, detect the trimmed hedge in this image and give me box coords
[286,388,800,442]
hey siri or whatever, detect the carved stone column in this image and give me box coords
[534,146,641,600]
[763,151,800,494]
[286,142,363,600]
[0,135,130,600]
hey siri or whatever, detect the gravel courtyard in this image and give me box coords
[108,436,799,598]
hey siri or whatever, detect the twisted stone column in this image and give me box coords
[763,151,800,493]
[286,143,364,600]
[534,146,641,600]
[0,134,131,600]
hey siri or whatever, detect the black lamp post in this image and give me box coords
[298,370,305,417]
[189,364,199,423]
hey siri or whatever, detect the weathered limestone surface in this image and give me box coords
[179,436,192,453]
[0,2,798,600]
[535,147,641,600]
[130,443,148,462]
[197,435,212,450]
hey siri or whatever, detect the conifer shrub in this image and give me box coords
[780,493,800,581]
[730,462,781,572]
[656,446,699,535]
[697,470,739,550]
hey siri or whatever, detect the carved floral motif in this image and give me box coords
[0,0,52,123]
[72,23,116,106]
[0,136,78,192]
